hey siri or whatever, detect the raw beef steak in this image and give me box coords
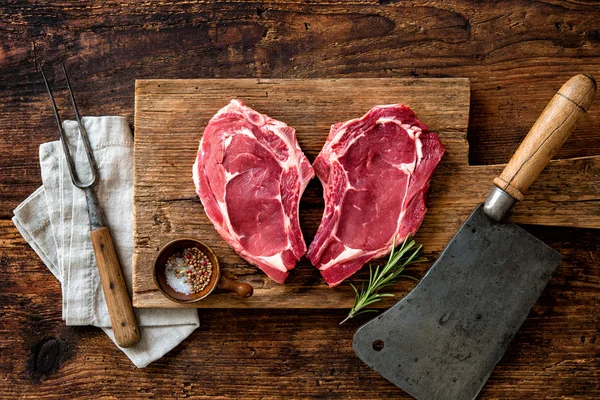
[193,100,315,284]
[307,104,445,287]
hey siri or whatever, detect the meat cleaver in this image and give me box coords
[353,74,597,400]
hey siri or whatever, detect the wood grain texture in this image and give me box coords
[2,220,600,399]
[218,275,254,298]
[133,77,472,308]
[133,78,600,309]
[90,227,140,348]
[2,0,600,398]
[496,74,597,200]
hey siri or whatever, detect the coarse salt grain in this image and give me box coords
[166,262,192,295]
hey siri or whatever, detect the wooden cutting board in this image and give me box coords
[133,78,600,308]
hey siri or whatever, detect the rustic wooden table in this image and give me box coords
[1,1,599,398]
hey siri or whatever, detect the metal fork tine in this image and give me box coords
[39,64,64,142]
[39,63,97,188]
[61,62,98,184]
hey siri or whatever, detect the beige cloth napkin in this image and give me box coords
[12,116,199,368]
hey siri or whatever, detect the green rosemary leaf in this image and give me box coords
[385,242,397,262]
[398,274,420,281]
[361,297,386,307]
[350,282,360,297]
[340,308,378,325]
[340,237,422,325]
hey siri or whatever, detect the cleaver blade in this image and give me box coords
[353,204,560,400]
[353,74,597,400]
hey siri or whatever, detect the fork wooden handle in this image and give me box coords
[494,74,596,200]
[91,227,141,348]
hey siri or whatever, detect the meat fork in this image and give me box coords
[40,63,141,347]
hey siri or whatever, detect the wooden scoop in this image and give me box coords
[154,238,253,304]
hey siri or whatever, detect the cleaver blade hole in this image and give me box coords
[372,339,385,352]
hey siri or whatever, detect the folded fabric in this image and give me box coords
[12,116,199,368]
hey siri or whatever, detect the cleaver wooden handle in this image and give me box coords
[91,227,141,348]
[494,74,597,201]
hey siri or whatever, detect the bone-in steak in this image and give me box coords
[193,100,315,284]
[307,105,445,286]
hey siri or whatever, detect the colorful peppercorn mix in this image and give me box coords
[165,247,213,295]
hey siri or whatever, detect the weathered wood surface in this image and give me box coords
[134,78,600,309]
[133,77,473,308]
[2,0,600,398]
[494,74,597,201]
[3,219,600,398]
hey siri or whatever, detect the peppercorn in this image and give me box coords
[165,246,214,294]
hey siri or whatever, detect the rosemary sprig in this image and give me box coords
[340,238,423,325]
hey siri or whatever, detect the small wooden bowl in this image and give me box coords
[153,238,253,304]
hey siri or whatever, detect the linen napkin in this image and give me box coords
[12,116,199,368]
